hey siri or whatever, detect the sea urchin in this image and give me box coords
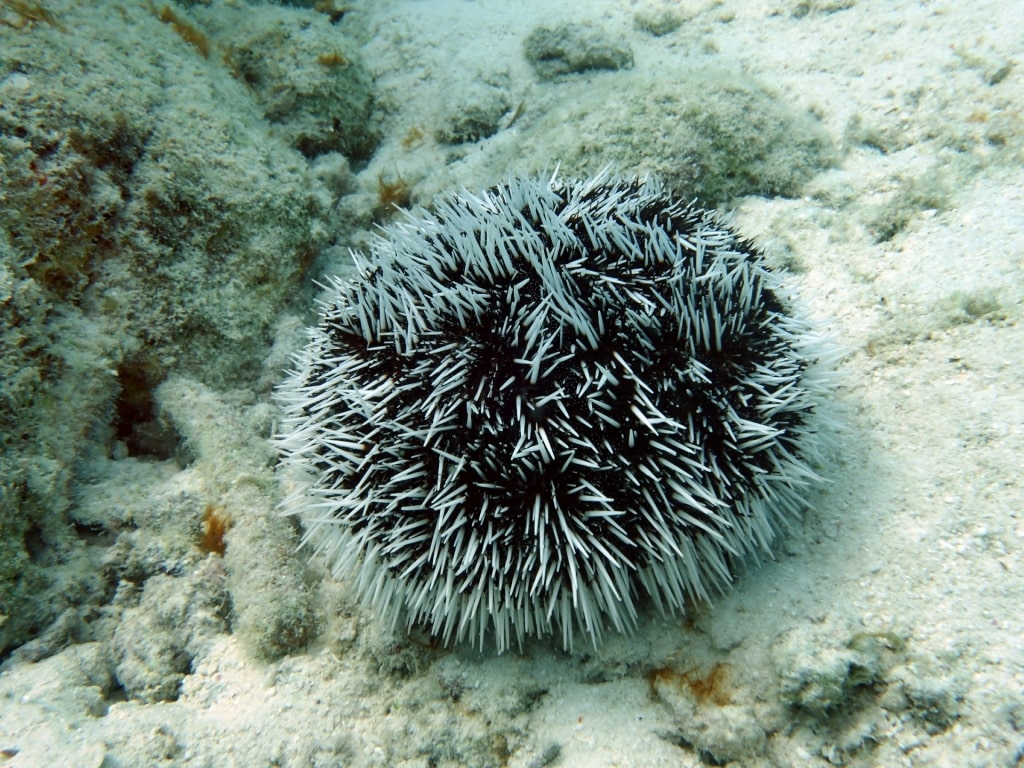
[275,172,832,652]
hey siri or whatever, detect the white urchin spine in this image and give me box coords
[275,171,834,653]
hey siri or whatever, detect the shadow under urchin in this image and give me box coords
[274,171,833,653]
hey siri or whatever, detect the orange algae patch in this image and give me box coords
[155,4,210,58]
[200,504,232,556]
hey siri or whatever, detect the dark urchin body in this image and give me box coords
[275,173,831,652]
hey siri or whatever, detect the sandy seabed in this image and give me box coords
[1,0,1022,766]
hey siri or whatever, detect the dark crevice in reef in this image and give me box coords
[111,361,180,461]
